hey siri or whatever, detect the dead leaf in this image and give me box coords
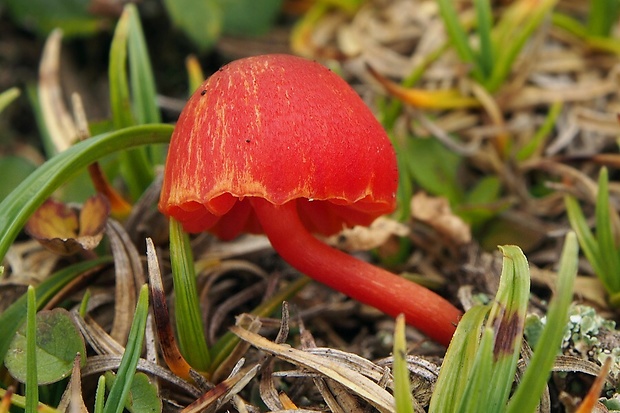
[411,192,471,245]
[327,216,410,251]
[25,194,109,256]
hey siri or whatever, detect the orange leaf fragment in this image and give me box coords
[26,194,110,255]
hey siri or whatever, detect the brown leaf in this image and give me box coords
[26,195,110,256]
[411,192,471,245]
[327,216,409,251]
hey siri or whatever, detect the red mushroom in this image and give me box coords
[159,54,461,345]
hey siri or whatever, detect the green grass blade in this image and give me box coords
[456,327,496,413]
[436,0,484,82]
[474,0,494,79]
[393,314,415,413]
[109,6,154,200]
[126,4,160,126]
[484,245,531,412]
[565,196,609,291]
[587,0,620,37]
[103,284,149,413]
[0,87,20,114]
[0,123,173,263]
[169,218,211,371]
[516,101,563,161]
[428,304,489,413]
[94,376,106,413]
[25,286,39,413]
[593,167,620,292]
[507,232,578,413]
[0,257,111,362]
[125,4,166,166]
[487,0,559,92]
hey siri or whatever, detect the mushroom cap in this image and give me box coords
[159,54,398,239]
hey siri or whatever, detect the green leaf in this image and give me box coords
[0,156,37,202]
[437,0,484,82]
[125,4,165,166]
[429,305,489,413]
[0,87,20,113]
[393,314,415,413]
[105,372,162,413]
[169,218,211,371]
[405,137,462,204]
[483,245,530,412]
[593,167,620,292]
[109,6,154,199]
[0,123,173,264]
[507,232,578,413]
[103,285,150,413]
[565,194,610,292]
[218,0,282,36]
[457,327,496,413]
[94,376,106,413]
[25,286,38,413]
[163,0,222,52]
[474,0,494,79]
[587,0,620,37]
[3,0,102,37]
[0,258,111,363]
[5,308,86,385]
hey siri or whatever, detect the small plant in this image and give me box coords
[437,0,558,93]
[552,0,620,54]
[392,232,578,413]
[565,167,620,306]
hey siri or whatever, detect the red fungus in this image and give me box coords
[159,54,461,346]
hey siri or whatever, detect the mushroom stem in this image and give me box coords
[251,198,461,346]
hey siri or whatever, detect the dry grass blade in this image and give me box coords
[38,29,78,153]
[181,364,259,413]
[82,355,202,398]
[259,303,290,411]
[231,325,395,413]
[72,312,124,356]
[107,220,143,344]
[57,354,88,413]
[298,319,365,413]
[211,314,262,383]
[145,238,202,386]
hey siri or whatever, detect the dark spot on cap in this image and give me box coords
[200,90,207,96]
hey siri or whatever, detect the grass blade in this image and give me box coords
[565,196,609,290]
[25,286,38,413]
[428,304,489,413]
[109,6,154,199]
[169,218,211,371]
[593,168,620,292]
[436,0,484,82]
[393,314,415,413]
[507,232,578,413]
[126,4,165,166]
[0,123,173,263]
[0,87,20,114]
[484,245,530,412]
[103,285,149,413]
[474,0,494,79]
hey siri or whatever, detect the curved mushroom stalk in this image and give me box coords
[251,198,460,346]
